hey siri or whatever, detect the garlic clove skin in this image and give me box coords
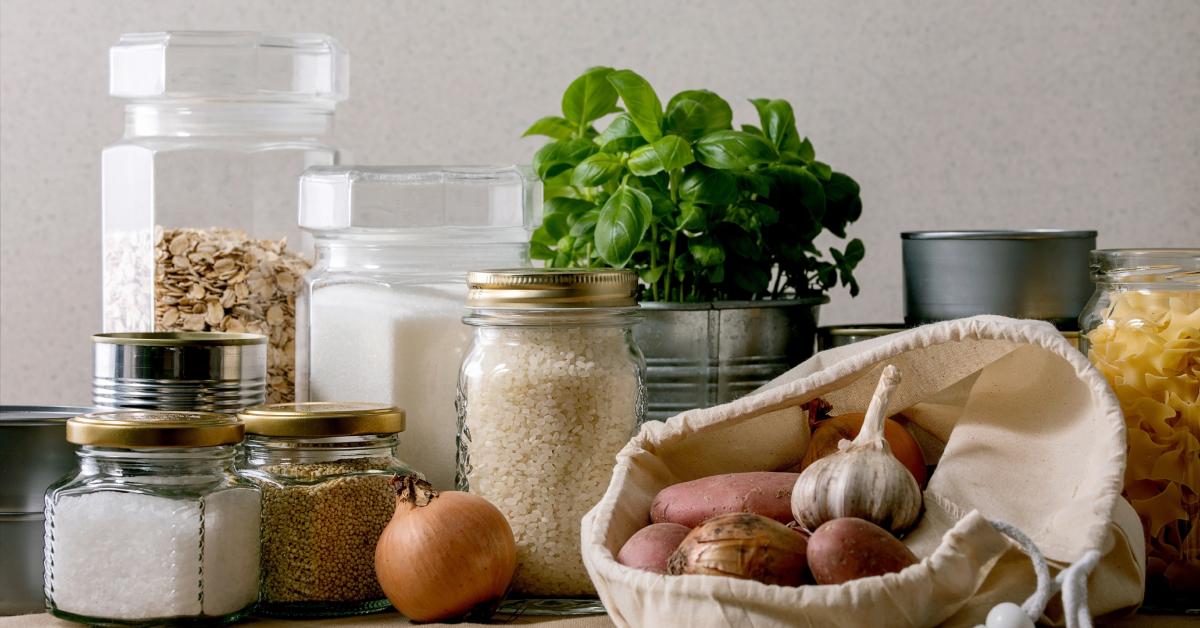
[790,445,923,534]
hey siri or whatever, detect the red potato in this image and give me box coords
[806,517,918,584]
[650,472,801,528]
[616,523,691,573]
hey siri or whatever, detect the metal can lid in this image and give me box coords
[466,268,638,308]
[239,402,405,437]
[93,331,267,347]
[66,410,244,447]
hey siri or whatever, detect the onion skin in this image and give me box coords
[375,475,516,622]
[666,513,809,586]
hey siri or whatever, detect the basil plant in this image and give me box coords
[526,67,864,302]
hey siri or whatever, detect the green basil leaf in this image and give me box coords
[522,116,577,140]
[640,266,666,284]
[741,124,764,136]
[821,171,862,237]
[596,114,647,152]
[716,223,760,260]
[843,238,866,266]
[543,196,594,218]
[571,153,625,187]
[542,210,571,240]
[569,208,600,238]
[679,202,706,232]
[594,185,653,267]
[694,130,778,171]
[664,90,733,141]
[796,137,816,162]
[738,172,772,197]
[688,235,725,267]
[642,188,677,219]
[807,161,833,181]
[749,98,801,152]
[728,264,771,295]
[562,66,619,125]
[532,139,597,180]
[627,135,694,176]
[679,165,739,204]
[530,241,554,260]
[607,70,663,142]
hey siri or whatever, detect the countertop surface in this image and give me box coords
[2,611,1197,627]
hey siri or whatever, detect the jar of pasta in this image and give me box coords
[1080,249,1200,611]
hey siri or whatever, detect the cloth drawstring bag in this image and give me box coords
[581,316,1145,627]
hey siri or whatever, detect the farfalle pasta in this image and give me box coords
[1086,288,1200,599]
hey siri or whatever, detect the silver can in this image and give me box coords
[93,332,267,412]
[901,230,1096,328]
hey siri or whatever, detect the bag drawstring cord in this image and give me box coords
[987,519,1101,628]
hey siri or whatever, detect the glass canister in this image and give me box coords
[236,402,409,617]
[44,411,261,625]
[1080,249,1200,611]
[102,31,348,404]
[295,166,538,490]
[457,269,645,613]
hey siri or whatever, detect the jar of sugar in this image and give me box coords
[236,402,409,617]
[44,410,261,625]
[457,269,645,613]
[295,166,537,491]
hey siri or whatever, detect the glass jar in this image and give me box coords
[102,31,347,405]
[295,166,538,490]
[237,402,409,617]
[1080,249,1200,612]
[44,411,261,625]
[457,269,645,614]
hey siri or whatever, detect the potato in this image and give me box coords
[806,517,918,584]
[617,523,691,574]
[650,472,801,528]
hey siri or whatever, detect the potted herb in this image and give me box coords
[524,67,864,419]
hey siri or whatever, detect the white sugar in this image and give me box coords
[305,282,468,488]
[48,488,260,620]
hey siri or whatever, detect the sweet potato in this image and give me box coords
[650,472,800,528]
[805,517,918,584]
[616,523,691,574]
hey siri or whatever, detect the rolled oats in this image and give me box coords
[104,226,309,403]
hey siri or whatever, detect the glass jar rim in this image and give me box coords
[463,306,642,327]
[1090,248,1200,284]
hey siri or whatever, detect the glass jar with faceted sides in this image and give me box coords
[1080,249,1200,612]
[44,411,261,626]
[295,166,538,490]
[102,31,347,404]
[456,269,645,615]
[237,402,409,617]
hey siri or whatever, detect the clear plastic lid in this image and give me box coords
[299,166,542,239]
[110,31,348,103]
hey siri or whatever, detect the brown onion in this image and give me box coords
[375,474,516,622]
[666,512,809,586]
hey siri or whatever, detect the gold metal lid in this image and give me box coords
[238,402,406,437]
[466,268,638,308]
[93,332,267,346]
[66,411,244,447]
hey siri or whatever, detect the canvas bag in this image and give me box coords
[581,316,1146,628]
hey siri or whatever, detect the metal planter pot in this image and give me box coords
[634,297,827,422]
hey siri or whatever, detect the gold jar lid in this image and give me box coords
[93,331,267,346]
[66,411,244,447]
[238,402,405,437]
[466,268,638,308]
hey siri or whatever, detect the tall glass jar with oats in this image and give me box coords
[1080,249,1200,612]
[101,31,347,404]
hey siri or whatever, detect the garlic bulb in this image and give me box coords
[791,365,923,534]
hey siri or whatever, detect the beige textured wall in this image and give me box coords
[1,0,1198,405]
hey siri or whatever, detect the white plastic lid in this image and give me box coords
[299,166,541,237]
[110,31,348,103]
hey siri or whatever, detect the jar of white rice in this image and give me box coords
[457,269,645,611]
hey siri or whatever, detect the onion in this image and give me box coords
[667,512,810,586]
[374,474,516,622]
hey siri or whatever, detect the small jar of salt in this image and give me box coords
[457,269,645,613]
[236,402,409,617]
[44,410,261,625]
